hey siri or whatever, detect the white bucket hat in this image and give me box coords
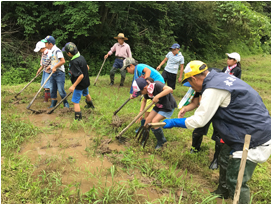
[226,52,240,62]
[34,41,46,52]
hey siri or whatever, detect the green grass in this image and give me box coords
[1,54,271,204]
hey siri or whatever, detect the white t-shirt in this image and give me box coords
[50,45,65,72]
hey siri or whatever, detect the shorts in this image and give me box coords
[41,71,52,89]
[153,108,175,119]
[142,98,155,112]
[71,87,89,104]
[162,70,177,90]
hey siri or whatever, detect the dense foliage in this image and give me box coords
[1,1,271,85]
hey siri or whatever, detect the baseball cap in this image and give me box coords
[62,42,78,54]
[226,52,240,62]
[169,43,180,49]
[120,57,138,71]
[182,60,208,84]
[34,41,46,52]
[132,77,147,94]
[41,35,56,45]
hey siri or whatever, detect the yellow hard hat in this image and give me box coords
[182,60,208,84]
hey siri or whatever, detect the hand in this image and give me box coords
[36,71,40,76]
[52,67,57,73]
[152,95,159,103]
[178,76,182,83]
[178,108,187,118]
[69,85,75,93]
[46,66,51,72]
[104,54,109,59]
[136,115,142,123]
[156,66,161,71]
[130,94,135,99]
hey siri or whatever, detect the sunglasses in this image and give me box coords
[228,57,235,60]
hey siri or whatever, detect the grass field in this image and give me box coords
[1,54,271,204]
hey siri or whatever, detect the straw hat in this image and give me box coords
[114,33,128,40]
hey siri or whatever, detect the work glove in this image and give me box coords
[163,118,187,129]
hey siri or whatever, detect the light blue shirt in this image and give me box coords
[136,64,165,83]
[164,51,184,74]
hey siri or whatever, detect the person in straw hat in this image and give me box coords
[104,33,132,86]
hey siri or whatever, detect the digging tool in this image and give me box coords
[112,97,131,126]
[115,101,155,142]
[14,69,43,99]
[233,134,251,204]
[135,122,166,148]
[47,92,72,114]
[93,58,106,86]
[26,72,53,112]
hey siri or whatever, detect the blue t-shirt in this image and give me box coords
[136,64,165,83]
[129,64,165,94]
[164,51,184,74]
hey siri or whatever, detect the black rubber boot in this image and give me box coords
[49,100,58,108]
[151,127,167,150]
[120,69,126,86]
[109,67,116,85]
[84,99,95,109]
[226,158,257,204]
[63,99,69,108]
[75,112,82,121]
[211,144,231,199]
[191,131,203,153]
[209,141,223,170]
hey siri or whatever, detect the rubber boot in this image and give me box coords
[209,141,223,170]
[75,112,82,121]
[190,131,203,153]
[44,90,50,102]
[49,100,58,108]
[109,67,116,85]
[63,99,70,108]
[226,158,257,204]
[151,127,167,150]
[84,99,95,109]
[135,119,146,133]
[120,69,126,86]
[211,144,231,199]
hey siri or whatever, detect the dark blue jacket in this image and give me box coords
[202,70,271,151]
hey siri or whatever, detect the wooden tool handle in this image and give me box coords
[116,102,155,138]
[47,92,72,114]
[147,122,166,128]
[233,134,251,204]
[27,72,53,109]
[113,97,130,115]
[94,58,106,86]
[15,69,43,98]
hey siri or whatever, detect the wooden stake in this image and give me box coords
[233,134,251,204]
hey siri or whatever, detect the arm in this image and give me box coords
[105,44,116,59]
[178,64,184,83]
[87,65,90,70]
[156,57,168,70]
[142,67,151,79]
[127,45,132,58]
[36,66,43,76]
[163,89,230,129]
[153,85,173,103]
[52,57,65,73]
[178,97,199,118]
[69,74,84,92]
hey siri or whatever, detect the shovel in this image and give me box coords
[135,122,166,148]
[115,102,155,142]
[112,97,131,126]
[14,69,43,99]
[93,58,106,86]
[26,72,53,113]
[47,92,72,114]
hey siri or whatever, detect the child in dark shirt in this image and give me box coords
[62,42,95,120]
[132,77,177,150]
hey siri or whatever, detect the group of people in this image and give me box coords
[33,33,271,204]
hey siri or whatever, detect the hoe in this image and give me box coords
[111,97,130,127]
[47,92,72,114]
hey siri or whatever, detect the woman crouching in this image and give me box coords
[132,77,177,150]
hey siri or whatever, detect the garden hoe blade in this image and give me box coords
[111,97,131,127]
[135,125,150,148]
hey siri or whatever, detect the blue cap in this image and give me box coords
[41,36,56,45]
[170,43,180,49]
[183,82,191,87]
